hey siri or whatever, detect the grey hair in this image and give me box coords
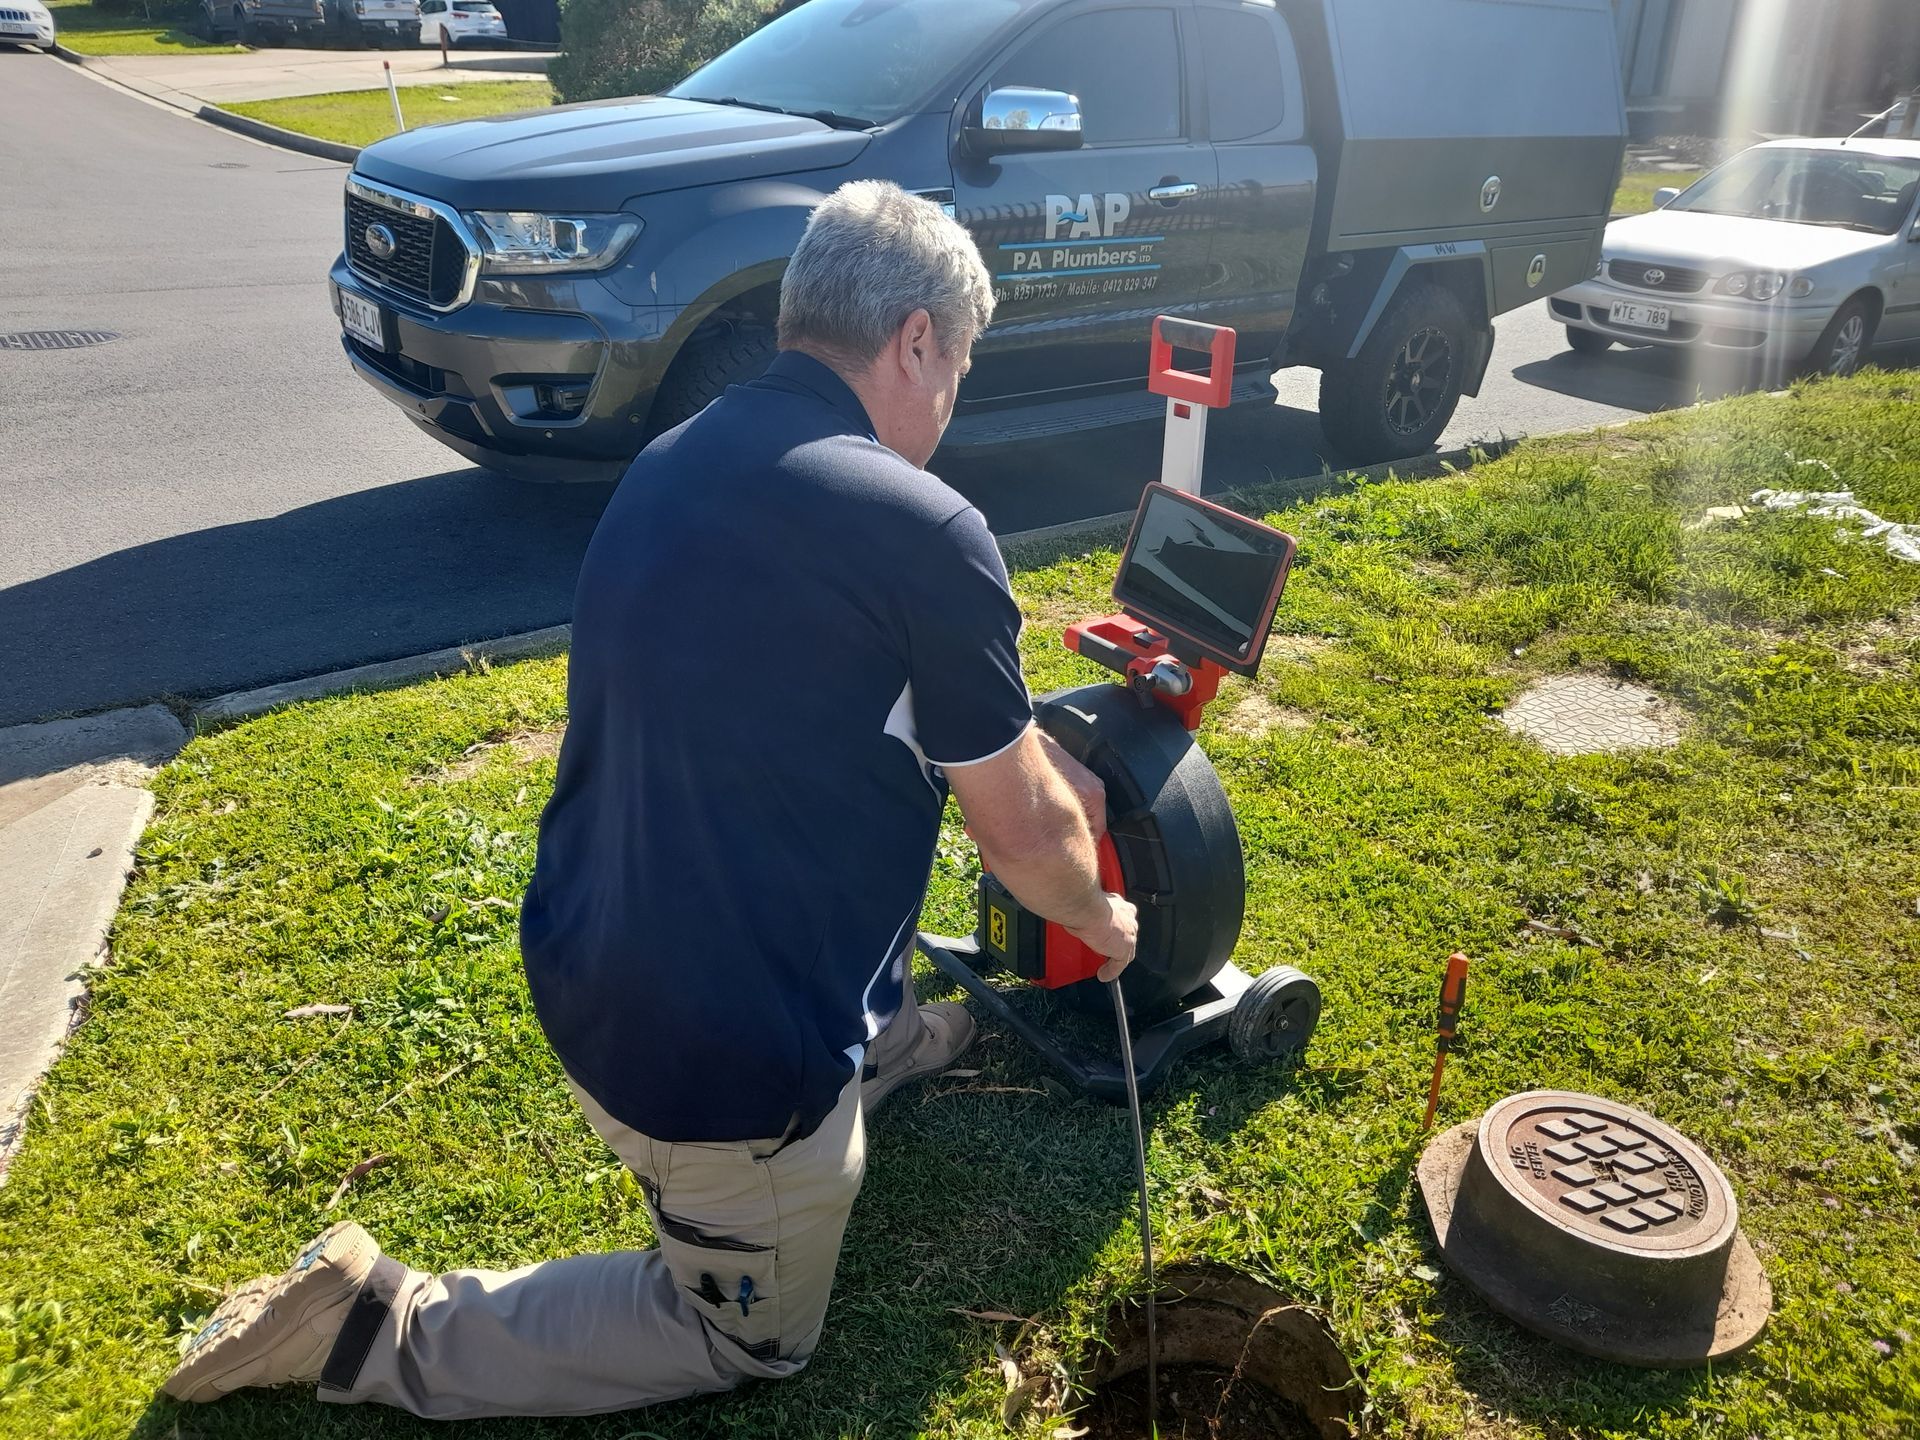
[778,180,996,366]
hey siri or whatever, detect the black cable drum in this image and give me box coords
[1035,684,1245,1018]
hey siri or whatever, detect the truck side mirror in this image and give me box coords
[1653,187,1681,209]
[963,87,1084,158]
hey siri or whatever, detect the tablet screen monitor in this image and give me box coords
[1111,485,1296,675]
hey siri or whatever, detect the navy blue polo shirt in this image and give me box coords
[520,352,1032,1143]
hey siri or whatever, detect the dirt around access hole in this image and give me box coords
[1082,1363,1319,1440]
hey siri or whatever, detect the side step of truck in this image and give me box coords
[942,370,1275,449]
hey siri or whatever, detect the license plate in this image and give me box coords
[338,287,388,351]
[1610,300,1671,332]
[385,17,398,25]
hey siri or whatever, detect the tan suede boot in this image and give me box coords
[861,981,976,1111]
[164,1222,382,1402]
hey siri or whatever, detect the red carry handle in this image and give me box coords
[1148,316,1236,409]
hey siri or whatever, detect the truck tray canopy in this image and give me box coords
[1289,0,1625,258]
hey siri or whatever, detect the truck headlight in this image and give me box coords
[466,211,642,275]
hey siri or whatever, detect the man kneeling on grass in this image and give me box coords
[165,180,1137,1419]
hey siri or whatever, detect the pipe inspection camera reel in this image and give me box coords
[916,318,1324,1102]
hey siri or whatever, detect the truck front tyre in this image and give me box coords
[1566,325,1612,355]
[649,325,777,437]
[1317,282,1471,464]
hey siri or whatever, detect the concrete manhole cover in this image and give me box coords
[0,330,120,352]
[1418,1090,1771,1366]
[1499,673,1681,755]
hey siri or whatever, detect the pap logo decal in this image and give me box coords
[995,192,1163,295]
[1045,192,1131,240]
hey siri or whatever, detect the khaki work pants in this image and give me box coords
[321,1056,881,1418]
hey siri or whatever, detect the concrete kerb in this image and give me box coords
[195,103,360,163]
[194,623,574,725]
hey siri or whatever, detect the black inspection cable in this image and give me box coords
[1109,976,1158,1431]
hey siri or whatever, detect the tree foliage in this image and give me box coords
[550,0,779,106]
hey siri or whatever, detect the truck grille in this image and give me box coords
[345,184,473,309]
[1608,260,1706,294]
[0,8,38,19]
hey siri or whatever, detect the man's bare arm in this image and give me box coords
[945,726,1137,977]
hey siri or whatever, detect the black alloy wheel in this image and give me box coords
[1383,325,1455,438]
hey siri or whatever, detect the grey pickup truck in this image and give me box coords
[329,0,1626,482]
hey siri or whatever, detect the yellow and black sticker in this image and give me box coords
[987,905,1008,953]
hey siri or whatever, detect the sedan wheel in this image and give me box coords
[1808,298,1876,379]
[1826,315,1866,375]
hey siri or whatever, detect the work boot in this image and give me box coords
[862,980,975,1111]
[164,1222,382,1402]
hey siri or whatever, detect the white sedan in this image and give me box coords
[0,0,55,49]
[1552,138,1920,376]
[416,0,506,46]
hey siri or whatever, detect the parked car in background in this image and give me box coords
[0,1,55,50]
[198,0,326,44]
[1552,138,1920,375]
[417,0,506,46]
[328,0,420,46]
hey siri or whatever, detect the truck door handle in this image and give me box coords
[1148,183,1199,203]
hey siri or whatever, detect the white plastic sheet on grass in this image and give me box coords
[1749,482,1920,565]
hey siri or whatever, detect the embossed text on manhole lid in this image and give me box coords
[0,330,121,352]
[1483,1091,1736,1255]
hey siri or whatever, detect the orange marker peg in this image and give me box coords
[1421,953,1471,1131]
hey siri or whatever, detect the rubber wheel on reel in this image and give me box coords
[649,325,777,436]
[1317,282,1471,464]
[1228,966,1322,1063]
[1565,325,1612,355]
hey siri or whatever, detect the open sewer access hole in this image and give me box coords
[1077,1266,1359,1440]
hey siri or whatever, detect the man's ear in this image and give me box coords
[900,307,935,378]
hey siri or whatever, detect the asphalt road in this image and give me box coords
[0,51,1889,727]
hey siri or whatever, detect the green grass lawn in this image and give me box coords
[1,374,1917,1438]
[223,80,553,147]
[48,0,244,54]
[1614,169,1707,216]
